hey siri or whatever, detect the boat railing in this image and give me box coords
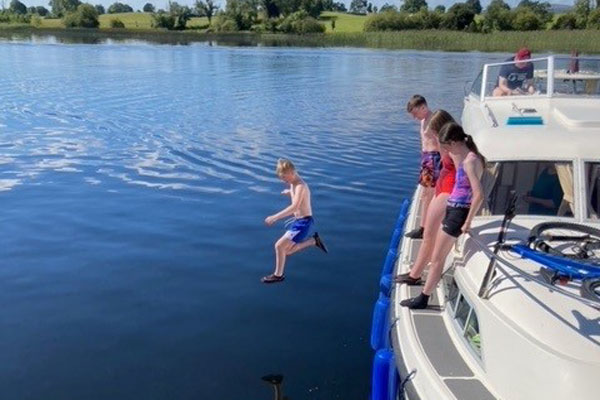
[467,232,600,311]
[470,56,600,101]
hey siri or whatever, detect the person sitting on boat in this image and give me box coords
[405,95,441,239]
[523,165,563,216]
[395,110,456,286]
[262,158,328,283]
[492,48,535,97]
[401,123,485,309]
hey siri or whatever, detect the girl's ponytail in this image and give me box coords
[465,134,486,165]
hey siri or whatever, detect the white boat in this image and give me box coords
[388,55,600,400]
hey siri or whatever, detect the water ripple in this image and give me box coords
[0,41,492,400]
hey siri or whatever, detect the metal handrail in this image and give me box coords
[484,104,498,127]
[467,232,600,310]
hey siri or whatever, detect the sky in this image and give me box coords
[8,0,577,13]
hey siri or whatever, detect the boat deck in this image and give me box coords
[390,191,499,400]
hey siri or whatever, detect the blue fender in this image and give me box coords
[388,227,403,253]
[370,293,390,350]
[380,273,393,297]
[394,199,410,231]
[380,248,398,277]
[385,199,410,275]
[371,349,398,400]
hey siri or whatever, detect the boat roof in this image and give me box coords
[462,56,600,161]
[463,97,600,161]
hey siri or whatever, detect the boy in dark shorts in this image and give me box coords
[405,95,441,239]
[262,159,328,283]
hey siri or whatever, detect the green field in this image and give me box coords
[37,13,210,30]
[320,12,366,33]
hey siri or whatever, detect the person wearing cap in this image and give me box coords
[492,48,535,97]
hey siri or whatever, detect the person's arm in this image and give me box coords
[525,64,535,94]
[524,195,555,209]
[461,158,485,233]
[523,79,535,94]
[265,184,305,225]
[497,77,513,96]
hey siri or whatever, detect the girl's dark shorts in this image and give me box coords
[442,205,470,238]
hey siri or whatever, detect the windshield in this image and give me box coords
[471,56,600,99]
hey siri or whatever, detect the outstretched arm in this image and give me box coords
[265,184,305,225]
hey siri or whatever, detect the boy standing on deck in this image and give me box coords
[262,159,328,284]
[405,95,441,239]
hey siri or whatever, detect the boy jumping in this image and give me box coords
[405,95,441,239]
[263,159,328,283]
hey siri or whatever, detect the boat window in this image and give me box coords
[455,294,471,329]
[585,162,600,219]
[444,275,459,312]
[464,312,481,357]
[481,161,573,217]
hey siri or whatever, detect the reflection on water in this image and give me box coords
[0,39,493,399]
[0,29,290,47]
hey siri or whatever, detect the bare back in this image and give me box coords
[421,115,439,153]
[290,180,312,218]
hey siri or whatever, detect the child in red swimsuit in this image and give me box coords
[396,110,456,285]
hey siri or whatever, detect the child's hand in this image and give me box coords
[461,220,472,234]
[265,215,276,226]
[281,189,291,196]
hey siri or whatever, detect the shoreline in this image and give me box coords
[1,26,600,53]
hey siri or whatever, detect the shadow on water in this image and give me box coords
[261,374,290,400]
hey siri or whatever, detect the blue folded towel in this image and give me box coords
[506,116,544,125]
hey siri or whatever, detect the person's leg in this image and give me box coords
[420,187,434,230]
[407,153,437,239]
[422,230,457,296]
[397,194,448,283]
[274,235,295,276]
[492,87,505,97]
[286,237,315,255]
[400,229,456,308]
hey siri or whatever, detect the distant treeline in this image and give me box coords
[0,0,348,32]
[365,0,600,32]
[1,0,599,33]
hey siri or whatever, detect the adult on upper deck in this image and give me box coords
[492,47,535,97]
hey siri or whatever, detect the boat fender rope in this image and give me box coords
[399,369,416,393]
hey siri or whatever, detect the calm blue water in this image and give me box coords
[0,39,489,399]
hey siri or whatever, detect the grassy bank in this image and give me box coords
[280,30,600,53]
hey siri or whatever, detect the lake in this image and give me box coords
[0,36,491,399]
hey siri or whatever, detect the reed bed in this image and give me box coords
[1,25,599,54]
